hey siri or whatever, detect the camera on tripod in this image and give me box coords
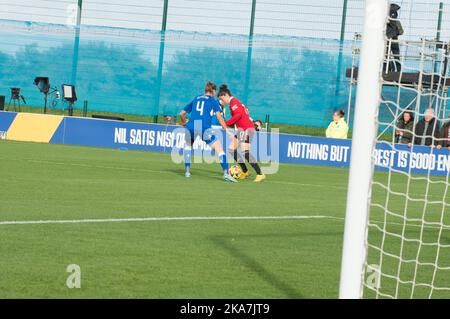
[8,87,27,112]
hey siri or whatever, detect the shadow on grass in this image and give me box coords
[210,234,305,298]
[163,167,224,180]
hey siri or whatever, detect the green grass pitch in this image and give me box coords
[0,140,449,298]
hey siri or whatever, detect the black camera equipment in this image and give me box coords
[34,77,59,114]
[8,87,26,112]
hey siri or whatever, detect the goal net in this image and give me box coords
[340,0,450,299]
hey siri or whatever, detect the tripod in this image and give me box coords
[8,88,25,112]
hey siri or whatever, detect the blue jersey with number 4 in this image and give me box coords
[211,99,225,127]
[183,95,221,131]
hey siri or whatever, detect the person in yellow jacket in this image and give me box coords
[326,110,349,139]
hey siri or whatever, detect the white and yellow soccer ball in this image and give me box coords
[229,165,243,179]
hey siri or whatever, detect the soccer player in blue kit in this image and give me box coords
[210,98,226,129]
[179,81,237,182]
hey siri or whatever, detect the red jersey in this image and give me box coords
[225,97,255,131]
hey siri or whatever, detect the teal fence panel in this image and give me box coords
[0,0,447,127]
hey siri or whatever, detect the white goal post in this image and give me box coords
[339,0,389,299]
[340,0,450,299]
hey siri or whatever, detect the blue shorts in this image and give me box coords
[185,128,218,146]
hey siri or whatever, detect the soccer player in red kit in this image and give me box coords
[217,84,266,182]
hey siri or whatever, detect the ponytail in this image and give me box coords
[217,84,232,97]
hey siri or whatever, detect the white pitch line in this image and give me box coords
[0,215,343,226]
[0,215,447,231]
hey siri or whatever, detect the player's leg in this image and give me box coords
[240,130,265,182]
[210,140,228,173]
[209,125,222,157]
[183,129,195,177]
[203,128,236,182]
[228,132,248,174]
[240,142,262,176]
[210,139,237,183]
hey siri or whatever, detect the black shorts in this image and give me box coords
[235,129,255,144]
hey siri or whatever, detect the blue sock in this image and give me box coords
[218,152,228,174]
[184,147,192,173]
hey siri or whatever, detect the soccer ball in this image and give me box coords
[229,165,242,179]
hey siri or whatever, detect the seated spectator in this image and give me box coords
[395,110,414,144]
[164,115,176,125]
[326,110,348,139]
[437,113,450,150]
[253,120,265,131]
[409,108,440,147]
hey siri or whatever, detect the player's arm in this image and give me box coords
[225,108,243,126]
[212,99,233,137]
[179,110,188,126]
[180,100,194,126]
[216,111,234,137]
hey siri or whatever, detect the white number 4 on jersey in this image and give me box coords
[196,101,205,116]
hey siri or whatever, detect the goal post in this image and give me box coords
[339,0,389,299]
